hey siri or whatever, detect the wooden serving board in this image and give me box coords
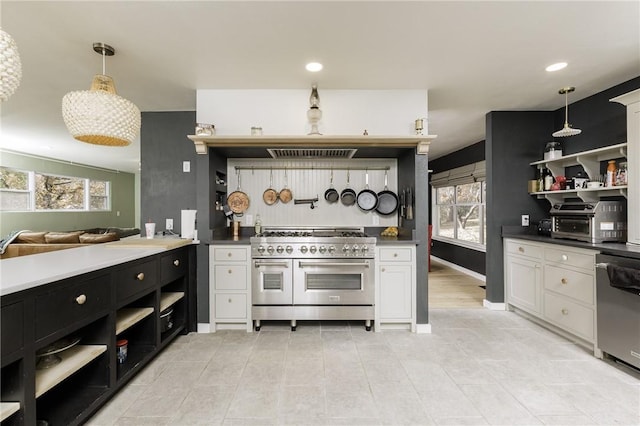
[106,238,192,250]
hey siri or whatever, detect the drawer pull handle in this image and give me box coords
[228,298,232,303]
[561,278,568,284]
[381,268,386,272]
[75,294,87,305]
[393,253,398,257]
[518,247,524,253]
[136,272,145,281]
[561,254,568,261]
[561,308,569,315]
[173,259,180,266]
[228,253,232,257]
[228,269,233,274]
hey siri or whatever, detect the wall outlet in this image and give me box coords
[166,218,173,230]
[183,161,191,173]
[521,214,530,227]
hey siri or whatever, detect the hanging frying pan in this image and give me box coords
[356,170,378,211]
[279,168,293,203]
[341,170,356,206]
[324,169,339,203]
[263,169,279,205]
[376,170,399,215]
[227,169,249,215]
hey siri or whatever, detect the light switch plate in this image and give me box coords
[183,161,190,172]
[521,215,530,227]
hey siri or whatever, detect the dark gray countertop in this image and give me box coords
[502,226,640,259]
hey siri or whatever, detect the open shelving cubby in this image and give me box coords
[529,142,628,203]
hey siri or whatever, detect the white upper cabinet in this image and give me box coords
[611,89,640,245]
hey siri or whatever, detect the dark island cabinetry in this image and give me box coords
[0,245,195,425]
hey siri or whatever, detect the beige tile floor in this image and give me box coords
[88,267,640,426]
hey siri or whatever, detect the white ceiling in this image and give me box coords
[1,1,639,174]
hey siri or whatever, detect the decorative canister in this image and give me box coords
[116,339,128,364]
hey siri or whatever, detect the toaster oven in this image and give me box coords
[550,201,626,243]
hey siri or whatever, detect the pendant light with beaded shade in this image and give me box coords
[62,43,140,146]
[552,86,582,138]
[0,28,23,102]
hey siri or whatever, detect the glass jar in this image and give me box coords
[616,161,628,186]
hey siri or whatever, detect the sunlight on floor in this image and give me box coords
[428,259,485,309]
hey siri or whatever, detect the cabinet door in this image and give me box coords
[379,264,412,319]
[506,256,542,315]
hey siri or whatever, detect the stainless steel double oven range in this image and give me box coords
[250,227,376,331]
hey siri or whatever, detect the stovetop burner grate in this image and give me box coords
[256,230,367,238]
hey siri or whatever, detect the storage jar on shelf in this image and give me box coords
[606,160,617,187]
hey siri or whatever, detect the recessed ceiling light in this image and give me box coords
[306,62,323,72]
[546,62,568,72]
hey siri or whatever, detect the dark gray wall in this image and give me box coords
[141,111,213,323]
[429,141,486,275]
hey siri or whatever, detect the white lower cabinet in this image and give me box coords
[504,238,598,347]
[375,245,416,332]
[210,245,252,332]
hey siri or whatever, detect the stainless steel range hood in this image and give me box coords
[267,148,357,159]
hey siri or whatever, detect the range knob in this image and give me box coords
[318,245,327,254]
[267,246,275,254]
[300,246,308,254]
[362,245,369,253]
[276,245,284,254]
[328,245,336,253]
[351,244,359,253]
[342,245,350,253]
[309,246,317,254]
[257,245,265,254]
[286,245,293,254]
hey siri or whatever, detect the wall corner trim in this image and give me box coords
[416,323,432,334]
[483,300,506,310]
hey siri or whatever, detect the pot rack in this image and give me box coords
[234,166,390,171]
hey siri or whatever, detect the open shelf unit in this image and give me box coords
[0,245,195,425]
[529,142,627,203]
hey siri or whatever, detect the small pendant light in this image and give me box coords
[552,86,582,138]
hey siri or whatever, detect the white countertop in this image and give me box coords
[0,242,172,297]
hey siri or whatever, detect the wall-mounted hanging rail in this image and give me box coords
[234,166,390,171]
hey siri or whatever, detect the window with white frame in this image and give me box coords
[431,161,486,249]
[0,166,111,212]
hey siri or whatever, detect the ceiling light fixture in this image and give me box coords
[552,86,582,138]
[305,62,323,72]
[546,62,567,72]
[0,29,23,102]
[62,42,141,146]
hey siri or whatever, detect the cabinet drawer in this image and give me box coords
[213,247,247,262]
[379,247,412,262]
[544,247,596,271]
[544,265,594,305]
[161,249,188,284]
[1,301,23,357]
[505,240,542,259]
[214,265,247,290]
[215,294,247,319]
[35,274,110,340]
[115,259,157,302]
[543,292,594,341]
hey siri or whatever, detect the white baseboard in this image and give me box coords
[416,323,432,334]
[197,323,211,333]
[431,256,486,282]
[483,299,506,310]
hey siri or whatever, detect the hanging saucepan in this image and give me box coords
[357,170,378,212]
[279,168,293,203]
[324,169,339,203]
[340,170,356,206]
[376,170,399,215]
[263,169,279,205]
[227,169,249,216]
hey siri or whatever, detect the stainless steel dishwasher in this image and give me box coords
[595,253,640,370]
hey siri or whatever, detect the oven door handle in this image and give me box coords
[254,261,290,268]
[298,261,370,268]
